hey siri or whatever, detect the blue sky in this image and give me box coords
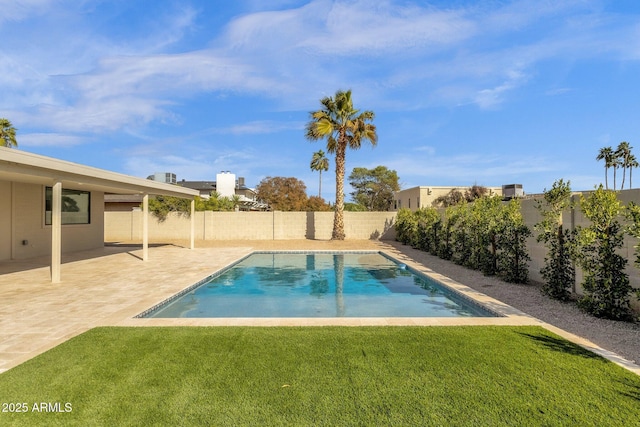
[2,0,640,201]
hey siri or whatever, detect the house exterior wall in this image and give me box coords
[393,186,503,211]
[0,181,11,260]
[0,180,105,260]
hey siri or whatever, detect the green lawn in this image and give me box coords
[0,326,639,426]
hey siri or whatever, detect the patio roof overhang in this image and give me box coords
[0,147,199,283]
[0,147,199,198]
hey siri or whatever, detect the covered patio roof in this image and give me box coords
[0,146,199,282]
[0,147,199,198]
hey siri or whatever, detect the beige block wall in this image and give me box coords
[105,211,397,241]
[104,211,137,241]
[520,198,545,285]
[275,212,309,239]
[312,212,334,240]
[1,181,105,260]
[517,192,640,309]
[207,212,276,240]
[344,212,396,240]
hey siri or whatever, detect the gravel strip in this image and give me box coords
[387,242,640,365]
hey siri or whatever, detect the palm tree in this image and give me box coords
[305,90,377,240]
[596,146,614,190]
[628,154,639,189]
[616,141,632,190]
[310,150,330,198]
[0,118,18,148]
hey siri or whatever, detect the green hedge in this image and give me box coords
[395,197,530,284]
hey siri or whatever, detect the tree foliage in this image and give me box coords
[344,202,367,212]
[307,196,332,212]
[348,166,400,211]
[148,196,191,222]
[195,192,239,212]
[432,185,489,207]
[310,150,329,198]
[256,176,310,211]
[305,89,377,239]
[534,179,576,301]
[576,186,634,320]
[0,118,18,148]
[625,201,640,269]
[597,142,637,190]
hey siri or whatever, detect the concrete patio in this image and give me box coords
[1,240,637,375]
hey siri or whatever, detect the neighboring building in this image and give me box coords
[107,171,267,212]
[216,171,236,197]
[392,185,504,211]
[147,172,176,184]
[502,184,524,199]
[178,180,217,198]
[179,172,267,211]
[104,194,144,212]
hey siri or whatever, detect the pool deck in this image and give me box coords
[1,240,638,375]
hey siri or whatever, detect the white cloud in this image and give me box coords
[0,0,54,25]
[474,69,529,109]
[211,120,303,135]
[297,0,476,55]
[124,155,215,181]
[19,132,87,147]
[384,152,562,185]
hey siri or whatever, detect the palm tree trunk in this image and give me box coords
[605,167,608,190]
[333,139,346,240]
[621,166,626,190]
[319,170,322,198]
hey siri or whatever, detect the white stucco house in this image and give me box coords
[0,147,198,282]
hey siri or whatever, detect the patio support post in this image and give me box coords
[51,180,62,283]
[142,193,149,261]
[190,198,195,250]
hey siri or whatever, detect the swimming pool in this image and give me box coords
[141,252,498,318]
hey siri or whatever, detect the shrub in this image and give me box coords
[577,186,634,321]
[395,197,531,283]
[449,203,472,266]
[415,207,440,253]
[534,179,576,301]
[395,208,417,245]
[437,206,456,260]
[497,199,531,283]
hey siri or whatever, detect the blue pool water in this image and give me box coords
[143,252,497,318]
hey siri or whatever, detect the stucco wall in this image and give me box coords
[104,211,397,241]
[0,181,11,260]
[520,191,640,293]
[520,190,640,311]
[0,181,105,260]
